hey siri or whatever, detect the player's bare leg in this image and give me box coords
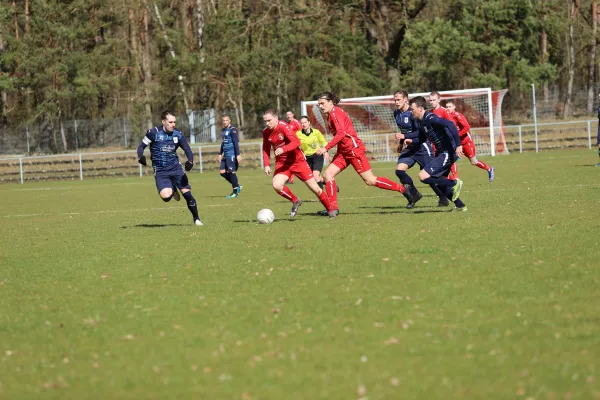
[360,169,409,197]
[468,156,494,182]
[304,177,334,218]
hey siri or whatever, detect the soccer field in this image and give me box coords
[1,149,599,399]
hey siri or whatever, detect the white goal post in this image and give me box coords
[301,88,509,157]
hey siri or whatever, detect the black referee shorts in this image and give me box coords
[305,154,325,173]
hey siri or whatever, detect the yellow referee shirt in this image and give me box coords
[296,128,327,157]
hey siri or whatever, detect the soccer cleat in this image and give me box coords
[172,188,181,201]
[404,184,423,209]
[452,206,468,212]
[289,199,303,217]
[451,179,463,202]
[226,186,241,199]
[488,166,495,182]
[194,219,204,226]
[328,210,338,218]
[318,209,339,216]
[438,197,450,207]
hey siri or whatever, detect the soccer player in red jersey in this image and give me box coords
[262,109,335,218]
[446,100,495,182]
[284,111,302,184]
[314,92,413,215]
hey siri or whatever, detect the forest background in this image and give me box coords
[0,0,597,152]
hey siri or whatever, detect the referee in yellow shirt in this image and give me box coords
[296,116,329,189]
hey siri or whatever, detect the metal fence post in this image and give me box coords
[518,126,522,153]
[385,134,390,162]
[198,146,203,173]
[139,164,143,177]
[587,120,592,149]
[259,143,264,168]
[19,158,24,184]
[79,154,83,180]
[123,118,128,148]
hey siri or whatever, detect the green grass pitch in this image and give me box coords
[1,149,599,399]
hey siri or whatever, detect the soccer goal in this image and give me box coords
[300,88,509,157]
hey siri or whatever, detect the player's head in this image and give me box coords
[285,111,295,121]
[446,100,456,113]
[222,115,231,128]
[300,115,311,131]
[394,90,410,110]
[429,91,442,109]
[263,109,279,129]
[317,91,339,114]
[409,96,427,120]
[161,111,176,133]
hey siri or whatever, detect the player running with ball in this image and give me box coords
[262,109,335,218]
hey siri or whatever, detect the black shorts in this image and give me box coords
[305,154,324,173]
[423,151,457,178]
[220,155,238,172]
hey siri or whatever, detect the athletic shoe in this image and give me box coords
[451,179,463,202]
[596,163,600,167]
[328,210,338,218]
[289,199,303,217]
[438,197,450,207]
[318,209,339,216]
[488,166,495,182]
[404,184,422,209]
[194,219,204,226]
[172,188,181,201]
[452,206,468,212]
[226,186,241,199]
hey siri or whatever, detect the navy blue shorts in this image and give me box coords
[154,165,191,192]
[397,144,434,170]
[423,151,456,178]
[220,155,238,173]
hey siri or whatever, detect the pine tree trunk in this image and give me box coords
[564,0,579,119]
[141,5,153,129]
[0,30,5,120]
[25,0,30,34]
[588,2,598,113]
[59,117,68,153]
[541,0,549,102]
[12,1,19,40]
[196,0,205,63]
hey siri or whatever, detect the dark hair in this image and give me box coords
[263,109,278,117]
[410,96,427,109]
[429,91,441,98]
[394,90,409,98]
[161,110,176,120]
[223,114,231,119]
[317,91,340,105]
[299,115,310,122]
[286,110,294,115]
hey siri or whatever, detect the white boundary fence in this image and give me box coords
[0,119,597,184]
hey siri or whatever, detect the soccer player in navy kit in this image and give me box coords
[218,115,242,198]
[393,90,449,208]
[399,96,467,211]
[137,111,202,225]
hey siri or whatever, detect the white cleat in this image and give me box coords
[194,219,203,226]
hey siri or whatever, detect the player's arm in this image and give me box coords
[324,110,347,151]
[453,112,470,136]
[178,134,195,171]
[231,127,241,156]
[279,125,301,154]
[136,129,154,165]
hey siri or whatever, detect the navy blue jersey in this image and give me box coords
[405,111,460,155]
[137,126,193,171]
[597,105,600,121]
[220,126,240,157]
[394,107,421,151]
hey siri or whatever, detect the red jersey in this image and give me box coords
[324,106,364,154]
[262,121,304,168]
[431,106,452,121]
[287,118,302,133]
[449,110,471,138]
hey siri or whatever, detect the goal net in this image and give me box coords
[300,88,508,159]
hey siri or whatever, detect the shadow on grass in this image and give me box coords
[121,224,190,229]
[233,219,299,224]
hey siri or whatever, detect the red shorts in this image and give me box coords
[274,160,314,181]
[331,148,371,174]
[461,138,476,159]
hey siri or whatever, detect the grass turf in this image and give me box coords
[0,149,599,399]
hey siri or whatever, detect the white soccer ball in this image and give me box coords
[257,209,275,224]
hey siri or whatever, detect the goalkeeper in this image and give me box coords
[137,110,202,226]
